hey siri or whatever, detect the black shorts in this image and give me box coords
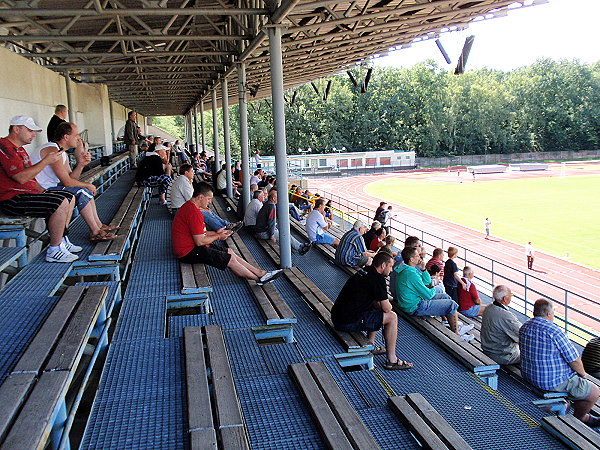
[179,244,231,270]
[334,310,384,333]
[0,191,74,219]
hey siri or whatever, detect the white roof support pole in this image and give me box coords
[237,62,251,212]
[211,89,220,170]
[268,25,292,268]
[221,76,233,198]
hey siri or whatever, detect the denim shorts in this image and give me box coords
[314,232,335,245]
[412,299,458,317]
[554,374,593,401]
[334,310,384,333]
[460,304,481,318]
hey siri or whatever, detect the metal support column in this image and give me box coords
[108,99,116,143]
[193,104,199,152]
[211,89,220,170]
[64,71,75,122]
[268,26,292,268]
[200,101,206,153]
[237,62,251,211]
[221,77,233,198]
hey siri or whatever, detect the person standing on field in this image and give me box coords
[484,218,491,240]
[525,241,535,270]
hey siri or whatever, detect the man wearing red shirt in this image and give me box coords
[425,247,445,278]
[172,182,282,284]
[0,116,79,263]
[458,266,486,317]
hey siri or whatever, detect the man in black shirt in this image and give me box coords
[332,252,413,370]
[47,105,67,142]
[362,220,382,250]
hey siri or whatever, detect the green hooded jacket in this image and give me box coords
[393,264,435,313]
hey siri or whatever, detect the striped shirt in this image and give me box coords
[335,228,367,267]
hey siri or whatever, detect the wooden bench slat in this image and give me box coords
[2,371,70,450]
[91,187,139,255]
[249,284,280,322]
[307,361,380,449]
[183,327,214,432]
[204,325,244,428]
[405,393,473,450]
[387,396,449,449]
[12,286,85,373]
[181,263,198,290]
[0,373,36,443]
[262,282,295,320]
[190,429,218,450]
[289,363,354,450]
[543,415,600,449]
[103,188,145,256]
[220,426,250,450]
[192,264,210,289]
[44,285,108,372]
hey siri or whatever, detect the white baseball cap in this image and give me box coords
[9,115,42,132]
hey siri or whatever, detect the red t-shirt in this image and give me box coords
[458,278,479,311]
[172,201,205,258]
[425,257,445,278]
[0,137,42,201]
[369,237,382,252]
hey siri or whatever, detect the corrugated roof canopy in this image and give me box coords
[0,0,541,116]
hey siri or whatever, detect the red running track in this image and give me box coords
[308,169,600,336]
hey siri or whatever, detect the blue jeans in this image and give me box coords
[289,205,302,221]
[201,210,230,231]
[256,228,303,252]
[412,299,458,317]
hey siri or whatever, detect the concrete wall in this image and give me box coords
[0,46,145,156]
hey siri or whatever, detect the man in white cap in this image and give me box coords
[0,115,80,263]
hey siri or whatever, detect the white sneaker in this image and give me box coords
[461,334,475,343]
[62,237,82,253]
[458,323,475,335]
[258,269,283,285]
[443,320,463,328]
[46,247,78,263]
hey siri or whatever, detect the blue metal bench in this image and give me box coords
[0,284,113,449]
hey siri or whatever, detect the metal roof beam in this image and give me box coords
[47,62,225,69]
[0,35,250,42]
[0,8,268,16]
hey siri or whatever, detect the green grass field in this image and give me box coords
[366,174,600,269]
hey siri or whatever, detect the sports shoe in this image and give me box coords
[62,237,82,253]
[46,247,78,263]
[257,269,283,285]
[298,242,312,256]
[458,323,475,335]
[461,333,475,343]
[443,320,463,328]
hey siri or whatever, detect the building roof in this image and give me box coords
[0,0,542,116]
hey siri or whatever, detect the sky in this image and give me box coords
[375,0,600,72]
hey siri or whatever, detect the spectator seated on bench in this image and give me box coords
[254,189,311,256]
[305,198,339,246]
[0,115,82,263]
[393,246,475,342]
[332,252,413,371]
[334,219,375,269]
[457,266,486,317]
[172,182,281,286]
[362,220,382,250]
[135,146,172,205]
[31,122,118,242]
[480,285,521,365]
[520,299,600,428]
[243,187,264,233]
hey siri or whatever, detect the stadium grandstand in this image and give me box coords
[0,1,598,449]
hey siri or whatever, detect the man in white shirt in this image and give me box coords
[32,121,117,243]
[305,198,339,245]
[169,164,194,213]
[249,169,262,186]
[254,149,262,169]
[525,241,535,270]
[244,189,265,233]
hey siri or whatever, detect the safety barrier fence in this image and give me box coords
[307,187,600,345]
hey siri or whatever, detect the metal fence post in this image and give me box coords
[564,292,569,334]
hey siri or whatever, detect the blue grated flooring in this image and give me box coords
[80,338,187,449]
[113,296,166,342]
[167,314,213,338]
[260,342,304,375]
[236,374,324,449]
[223,328,270,380]
[358,406,419,449]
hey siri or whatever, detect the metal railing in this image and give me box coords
[312,187,600,345]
